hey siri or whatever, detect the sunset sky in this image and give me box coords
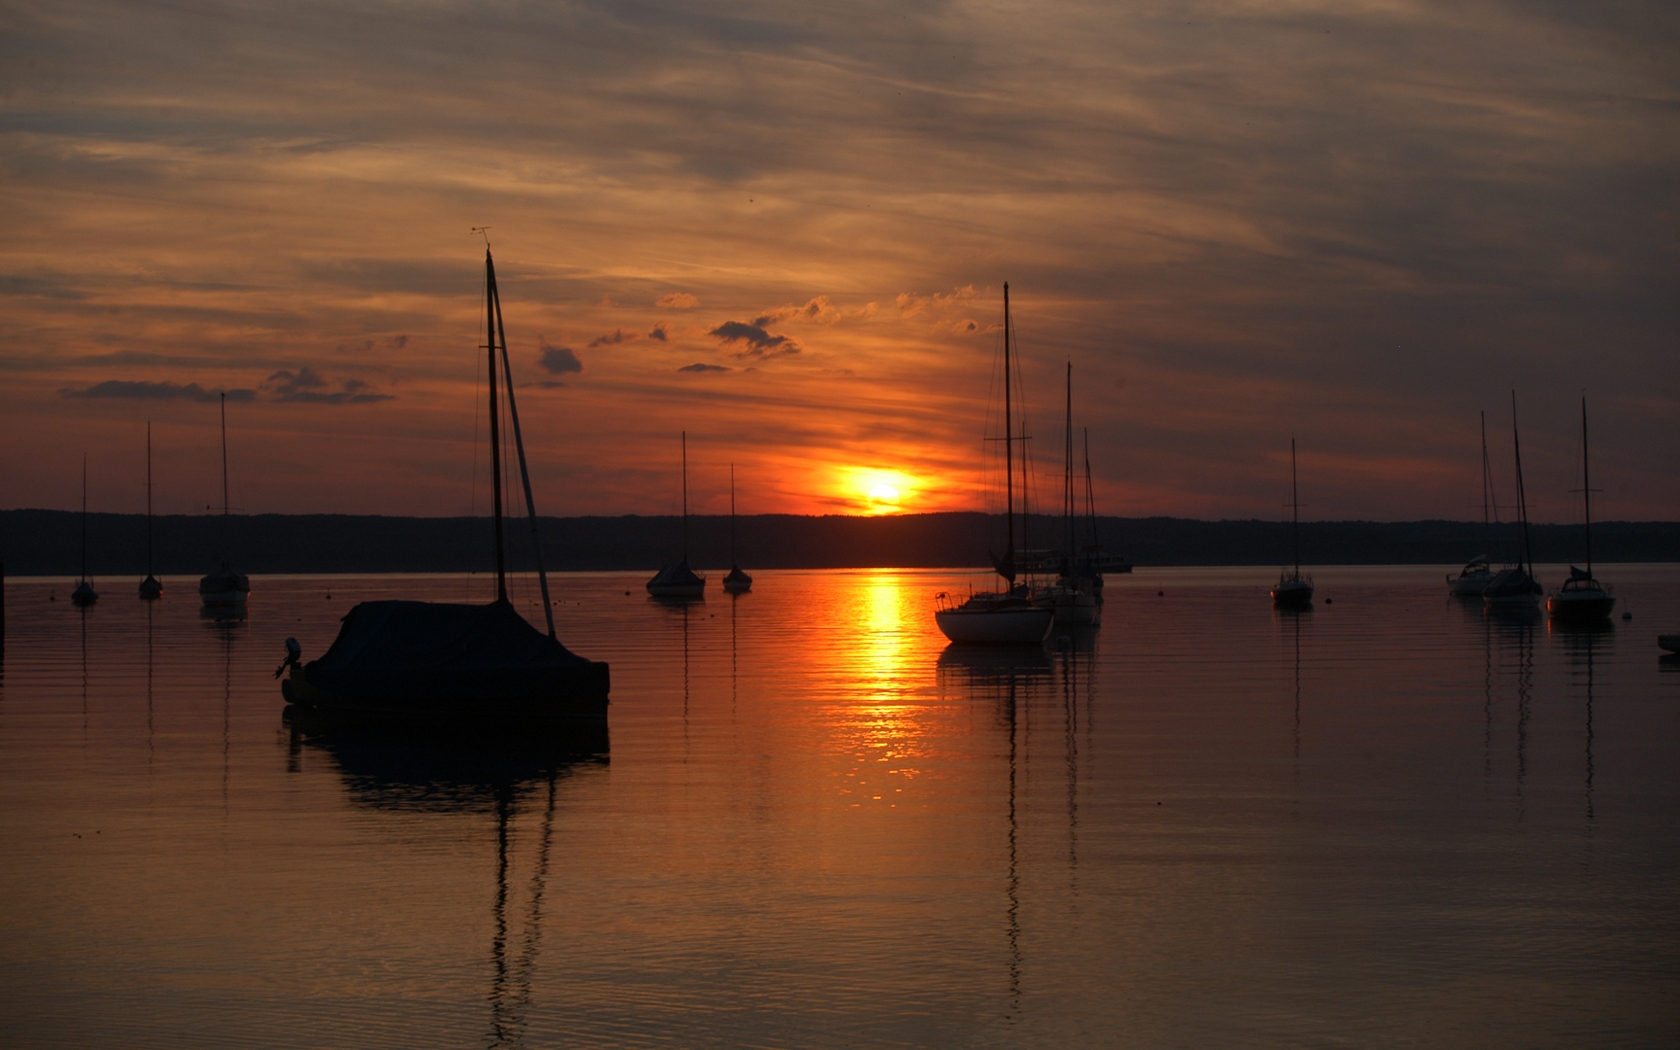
[3,0,1675,523]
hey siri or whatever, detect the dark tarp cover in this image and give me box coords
[300,599,609,712]
[647,560,703,588]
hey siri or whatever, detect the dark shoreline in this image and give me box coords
[4,509,1675,576]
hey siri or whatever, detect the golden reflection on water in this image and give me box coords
[826,571,939,806]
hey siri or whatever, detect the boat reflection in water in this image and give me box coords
[284,711,606,1048]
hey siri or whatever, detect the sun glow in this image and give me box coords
[848,468,919,515]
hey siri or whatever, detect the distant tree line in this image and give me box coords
[1,509,1674,576]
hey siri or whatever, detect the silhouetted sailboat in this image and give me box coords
[722,463,752,594]
[1270,438,1313,607]
[1547,397,1615,623]
[280,246,610,728]
[71,454,98,606]
[1033,362,1098,624]
[139,421,162,600]
[1484,391,1543,609]
[1447,411,1500,597]
[198,394,249,608]
[646,432,706,598]
[936,283,1054,645]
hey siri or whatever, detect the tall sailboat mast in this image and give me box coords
[682,431,689,563]
[1511,390,1533,576]
[730,463,737,565]
[146,421,154,577]
[81,453,89,582]
[1291,437,1301,576]
[1581,396,1593,579]
[486,249,555,636]
[1003,283,1014,575]
[219,393,229,562]
[486,251,507,601]
[1064,362,1074,563]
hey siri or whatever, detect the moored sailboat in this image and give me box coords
[280,245,610,728]
[722,463,752,594]
[646,431,707,599]
[71,454,98,606]
[138,421,162,600]
[1483,391,1542,609]
[935,282,1054,645]
[1447,412,1501,597]
[1033,362,1098,624]
[198,394,250,609]
[1270,438,1313,607]
[1546,397,1615,623]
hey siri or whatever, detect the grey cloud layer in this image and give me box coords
[3,0,1676,514]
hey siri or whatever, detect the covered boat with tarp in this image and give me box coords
[279,242,609,730]
[282,599,608,727]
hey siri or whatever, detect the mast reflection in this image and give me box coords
[1554,619,1612,825]
[937,645,1052,1016]
[1488,606,1538,816]
[284,713,604,1049]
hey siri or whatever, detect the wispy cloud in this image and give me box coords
[679,362,731,373]
[587,328,637,348]
[656,293,699,310]
[59,380,255,402]
[263,367,393,404]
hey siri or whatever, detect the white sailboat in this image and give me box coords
[198,393,250,608]
[1546,397,1615,623]
[936,283,1054,645]
[646,431,706,598]
[1033,362,1099,624]
[1270,438,1313,607]
[1447,411,1500,597]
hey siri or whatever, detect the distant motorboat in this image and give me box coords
[934,282,1054,645]
[1547,397,1614,624]
[648,432,707,599]
[200,393,249,609]
[1270,438,1313,608]
[72,454,98,607]
[1485,391,1541,610]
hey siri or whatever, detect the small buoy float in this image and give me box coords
[1325,598,1333,604]
[1158,590,1164,597]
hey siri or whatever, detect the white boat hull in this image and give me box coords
[1037,585,1100,625]
[1447,571,1495,596]
[936,606,1054,644]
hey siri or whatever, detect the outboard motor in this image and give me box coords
[273,636,302,679]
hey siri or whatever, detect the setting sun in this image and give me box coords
[842,468,919,515]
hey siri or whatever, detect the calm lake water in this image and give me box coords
[2,566,1677,1049]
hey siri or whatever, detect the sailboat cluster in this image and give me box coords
[934,283,1127,645]
[1444,392,1617,623]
